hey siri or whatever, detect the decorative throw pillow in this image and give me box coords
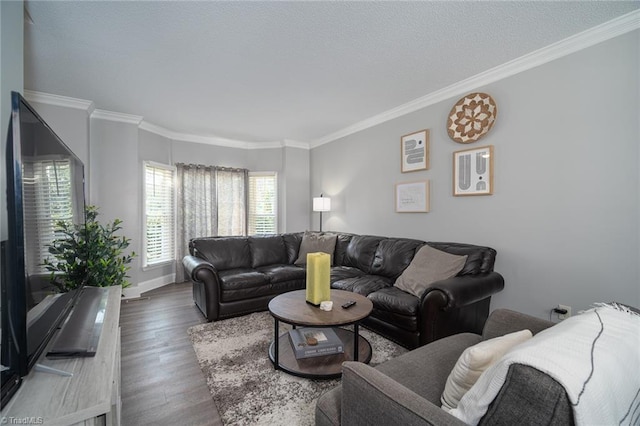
[294,231,338,265]
[440,329,533,412]
[394,245,467,298]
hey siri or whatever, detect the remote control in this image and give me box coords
[342,300,356,309]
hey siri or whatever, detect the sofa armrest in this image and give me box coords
[482,309,554,339]
[183,255,219,283]
[340,362,466,426]
[423,272,505,311]
[183,255,221,320]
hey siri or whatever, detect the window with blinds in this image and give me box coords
[22,159,75,274]
[248,172,277,235]
[143,162,176,267]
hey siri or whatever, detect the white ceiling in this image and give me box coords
[24,1,639,146]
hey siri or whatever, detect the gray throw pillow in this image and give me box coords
[394,245,468,298]
[294,231,338,265]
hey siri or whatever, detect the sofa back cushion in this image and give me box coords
[333,233,354,266]
[343,235,384,273]
[190,237,252,270]
[282,232,303,264]
[427,242,496,275]
[249,235,288,268]
[370,238,424,279]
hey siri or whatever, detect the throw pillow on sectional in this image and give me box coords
[294,231,338,265]
[394,244,467,298]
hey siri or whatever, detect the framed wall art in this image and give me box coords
[453,145,494,196]
[401,129,429,172]
[396,180,430,213]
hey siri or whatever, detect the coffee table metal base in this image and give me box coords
[268,327,372,379]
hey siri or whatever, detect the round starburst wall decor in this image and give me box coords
[447,92,497,144]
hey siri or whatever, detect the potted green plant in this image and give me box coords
[43,205,136,292]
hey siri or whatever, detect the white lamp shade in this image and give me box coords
[313,197,331,212]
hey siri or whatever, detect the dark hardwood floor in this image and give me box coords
[120,282,223,425]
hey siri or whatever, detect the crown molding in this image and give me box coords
[138,120,177,140]
[91,109,143,125]
[23,90,95,114]
[309,9,640,148]
[281,139,309,150]
[140,120,251,148]
[19,93,307,150]
[139,120,309,150]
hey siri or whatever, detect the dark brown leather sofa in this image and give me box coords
[182,232,504,349]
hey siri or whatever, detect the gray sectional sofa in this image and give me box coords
[182,232,504,349]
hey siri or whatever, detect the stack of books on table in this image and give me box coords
[288,327,344,359]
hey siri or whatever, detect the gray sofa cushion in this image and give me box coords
[482,308,554,340]
[341,363,466,426]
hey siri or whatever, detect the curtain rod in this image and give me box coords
[175,163,248,173]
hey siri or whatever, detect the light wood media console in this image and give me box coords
[1,286,122,425]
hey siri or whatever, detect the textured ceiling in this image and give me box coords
[24,1,639,145]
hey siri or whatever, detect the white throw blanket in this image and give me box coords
[451,303,640,425]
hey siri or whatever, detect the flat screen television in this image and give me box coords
[1,91,86,407]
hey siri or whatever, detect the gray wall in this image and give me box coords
[310,31,640,318]
[281,147,311,233]
[90,118,141,284]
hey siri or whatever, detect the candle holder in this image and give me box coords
[305,252,331,305]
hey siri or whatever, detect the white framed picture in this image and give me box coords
[395,180,430,213]
[453,145,494,196]
[400,129,429,173]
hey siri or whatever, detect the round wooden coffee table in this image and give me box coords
[268,289,373,379]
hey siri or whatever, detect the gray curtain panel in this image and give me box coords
[175,163,248,282]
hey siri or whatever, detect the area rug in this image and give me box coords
[187,312,407,425]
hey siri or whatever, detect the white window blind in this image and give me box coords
[248,172,277,235]
[22,159,74,274]
[144,162,176,267]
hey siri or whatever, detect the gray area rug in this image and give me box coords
[188,311,407,425]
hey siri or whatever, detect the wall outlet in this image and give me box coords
[556,304,572,320]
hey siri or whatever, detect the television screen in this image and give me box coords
[2,92,86,405]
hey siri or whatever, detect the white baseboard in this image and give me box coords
[122,274,176,299]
